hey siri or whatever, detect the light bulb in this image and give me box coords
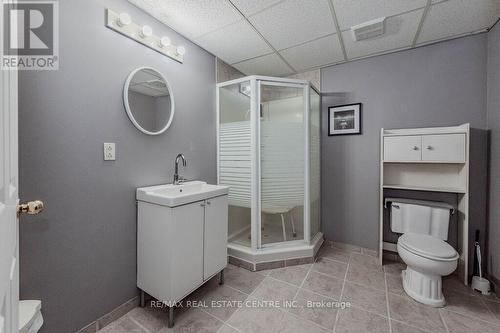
[116,12,131,27]
[159,36,171,48]
[139,25,153,38]
[176,46,186,56]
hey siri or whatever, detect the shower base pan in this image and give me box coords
[228,232,324,271]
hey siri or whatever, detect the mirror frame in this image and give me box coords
[123,66,175,135]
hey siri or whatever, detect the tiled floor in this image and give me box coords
[97,242,500,333]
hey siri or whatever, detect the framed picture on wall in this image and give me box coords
[328,103,362,136]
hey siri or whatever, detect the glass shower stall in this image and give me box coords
[217,76,322,267]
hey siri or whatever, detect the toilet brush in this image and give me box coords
[471,241,491,295]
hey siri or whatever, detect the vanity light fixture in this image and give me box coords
[176,46,186,56]
[116,12,131,27]
[140,25,153,38]
[159,36,171,48]
[105,9,184,63]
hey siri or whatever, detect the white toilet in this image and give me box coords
[389,199,459,307]
[19,300,43,333]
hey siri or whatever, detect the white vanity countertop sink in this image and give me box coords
[137,181,229,207]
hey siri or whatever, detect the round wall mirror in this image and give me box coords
[123,67,174,135]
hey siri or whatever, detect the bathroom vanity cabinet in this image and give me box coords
[136,194,228,307]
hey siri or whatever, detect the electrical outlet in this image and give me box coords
[103,143,116,161]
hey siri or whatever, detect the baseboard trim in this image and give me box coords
[75,296,139,333]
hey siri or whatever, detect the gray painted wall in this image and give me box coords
[18,1,216,332]
[487,22,500,281]
[320,34,488,250]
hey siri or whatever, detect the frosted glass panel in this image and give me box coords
[219,81,252,247]
[260,84,304,245]
[310,87,321,238]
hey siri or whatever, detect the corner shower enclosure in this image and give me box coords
[217,76,322,267]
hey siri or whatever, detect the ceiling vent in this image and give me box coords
[351,17,386,41]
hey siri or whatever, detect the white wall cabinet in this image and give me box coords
[383,133,466,163]
[137,195,228,307]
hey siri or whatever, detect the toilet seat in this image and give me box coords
[399,233,458,261]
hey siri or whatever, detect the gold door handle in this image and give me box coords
[17,200,44,216]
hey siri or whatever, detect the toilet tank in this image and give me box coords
[389,199,453,240]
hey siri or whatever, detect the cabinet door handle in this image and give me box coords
[412,146,419,151]
[426,146,433,150]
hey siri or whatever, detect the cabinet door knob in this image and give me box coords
[206,201,211,205]
[412,146,419,151]
[426,146,433,150]
[200,203,206,207]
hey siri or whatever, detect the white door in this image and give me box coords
[203,195,228,280]
[383,136,422,162]
[170,201,204,301]
[0,54,19,332]
[421,134,466,162]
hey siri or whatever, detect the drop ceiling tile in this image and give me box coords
[233,53,293,76]
[280,34,344,71]
[128,0,242,39]
[418,0,500,44]
[249,0,336,50]
[195,20,273,64]
[230,0,283,16]
[333,0,427,30]
[343,9,424,60]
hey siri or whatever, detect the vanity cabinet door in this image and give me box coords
[383,136,422,161]
[170,201,204,301]
[421,134,466,162]
[203,195,228,280]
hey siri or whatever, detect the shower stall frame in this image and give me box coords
[216,76,323,268]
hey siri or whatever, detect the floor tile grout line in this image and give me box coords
[221,267,269,329]
[284,306,336,332]
[479,296,500,320]
[389,317,440,333]
[440,306,500,327]
[295,285,341,302]
[292,260,315,301]
[345,304,390,320]
[384,272,393,333]
[264,268,312,289]
[127,316,152,333]
[437,309,451,333]
[197,307,243,333]
[307,267,347,282]
[332,252,352,333]
[280,254,342,332]
[317,255,350,265]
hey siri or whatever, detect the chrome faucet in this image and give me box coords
[173,153,187,185]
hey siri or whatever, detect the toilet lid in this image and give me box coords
[399,233,458,260]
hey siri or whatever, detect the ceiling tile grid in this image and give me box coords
[280,34,344,71]
[233,53,294,76]
[229,0,284,16]
[248,0,336,50]
[418,0,500,44]
[129,0,500,76]
[195,20,273,64]
[343,9,425,60]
